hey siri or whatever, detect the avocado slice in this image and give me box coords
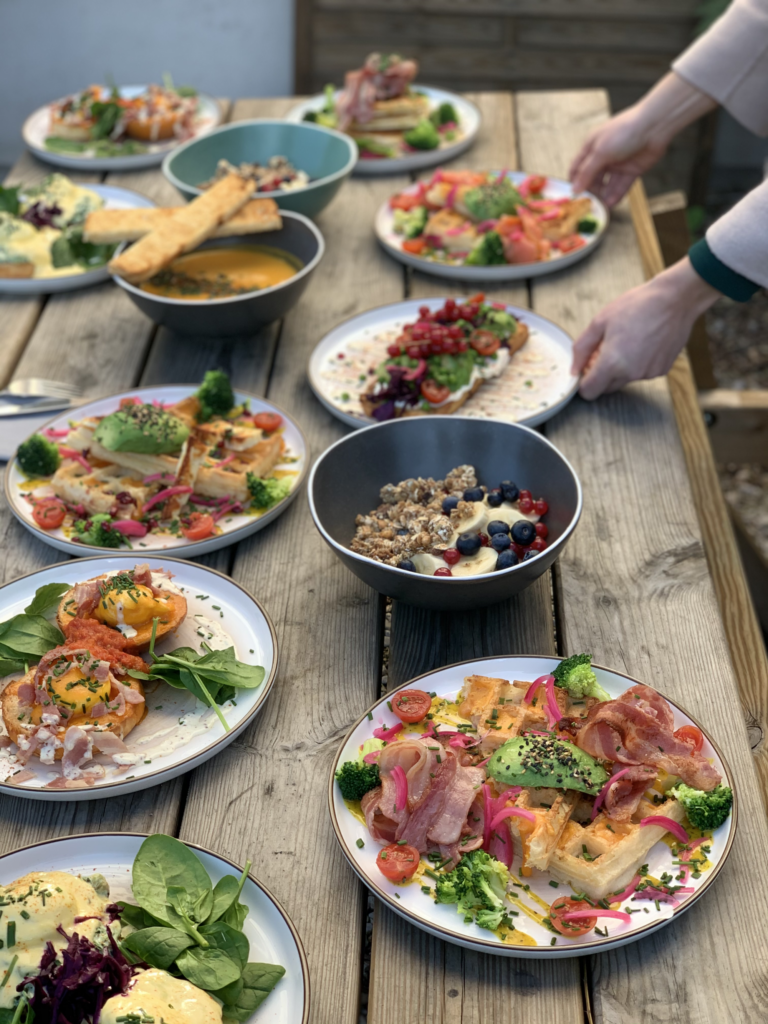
[94,404,189,455]
[487,735,608,795]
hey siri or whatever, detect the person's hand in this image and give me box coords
[572,258,720,400]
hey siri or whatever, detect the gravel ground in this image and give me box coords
[706,293,768,389]
[718,463,768,561]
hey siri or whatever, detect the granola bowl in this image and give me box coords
[308,416,581,611]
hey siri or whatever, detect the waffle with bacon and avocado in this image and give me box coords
[360,294,529,420]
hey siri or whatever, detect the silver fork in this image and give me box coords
[0,378,84,402]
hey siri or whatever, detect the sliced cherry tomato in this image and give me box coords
[181,512,215,541]
[32,499,65,530]
[392,689,432,724]
[466,292,486,304]
[420,379,450,405]
[674,725,704,753]
[549,896,597,937]
[376,843,421,883]
[523,174,547,195]
[470,330,501,356]
[390,193,422,211]
[402,237,428,254]
[558,234,586,253]
[253,412,283,433]
[119,396,141,408]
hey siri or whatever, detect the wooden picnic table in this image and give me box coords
[1,89,768,1024]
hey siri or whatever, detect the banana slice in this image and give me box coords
[411,552,445,575]
[488,502,539,529]
[451,546,498,577]
[452,501,489,535]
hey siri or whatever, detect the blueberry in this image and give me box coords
[491,533,511,552]
[500,480,520,503]
[397,529,409,536]
[495,549,519,571]
[486,489,503,507]
[398,559,416,572]
[487,520,510,537]
[523,549,539,561]
[442,495,460,514]
[511,520,536,545]
[456,532,481,556]
[463,486,484,503]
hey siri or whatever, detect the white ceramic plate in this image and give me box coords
[308,297,578,430]
[0,833,309,1023]
[287,86,480,175]
[5,384,307,558]
[330,655,737,958]
[375,171,608,280]
[22,86,222,171]
[0,555,278,800]
[0,184,156,296]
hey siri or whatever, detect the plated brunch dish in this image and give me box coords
[331,655,735,956]
[351,464,550,576]
[0,556,277,799]
[375,170,607,281]
[0,175,155,295]
[287,54,479,174]
[200,156,311,194]
[0,832,309,1022]
[309,296,578,429]
[22,81,222,172]
[6,379,306,558]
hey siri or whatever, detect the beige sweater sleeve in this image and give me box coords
[673,0,768,135]
[706,177,768,288]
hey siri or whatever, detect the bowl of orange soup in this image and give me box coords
[111,210,324,336]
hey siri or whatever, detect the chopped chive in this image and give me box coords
[356,838,364,849]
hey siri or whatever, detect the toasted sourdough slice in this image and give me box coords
[57,575,187,653]
[2,668,145,756]
[348,93,430,132]
[83,198,282,244]
[108,172,254,283]
[537,197,593,241]
[547,794,686,901]
[507,788,580,872]
[360,377,483,420]
[0,261,35,279]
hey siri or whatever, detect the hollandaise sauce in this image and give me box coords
[0,872,110,1009]
[140,245,301,300]
[101,967,223,1024]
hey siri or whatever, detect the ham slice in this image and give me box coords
[577,684,721,791]
[603,765,657,822]
[336,53,419,130]
[427,764,484,845]
[112,679,144,705]
[72,580,103,615]
[397,753,457,850]
[93,731,130,756]
[361,785,400,844]
[17,681,35,705]
[379,737,436,805]
[61,726,92,779]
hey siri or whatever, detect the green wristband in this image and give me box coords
[689,238,761,302]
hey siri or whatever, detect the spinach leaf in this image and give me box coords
[0,658,24,677]
[176,945,242,990]
[132,834,212,925]
[121,926,195,969]
[51,228,114,270]
[199,920,249,971]
[90,99,122,139]
[116,900,161,931]
[0,614,64,661]
[218,962,287,1020]
[207,865,249,925]
[0,186,20,216]
[222,898,248,932]
[166,883,213,926]
[24,582,70,617]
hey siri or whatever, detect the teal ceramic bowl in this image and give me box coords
[162,119,357,218]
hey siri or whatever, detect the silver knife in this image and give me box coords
[0,398,76,418]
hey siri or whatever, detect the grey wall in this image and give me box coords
[0,0,294,168]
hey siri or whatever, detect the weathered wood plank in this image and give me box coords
[315,0,699,16]
[520,88,768,1024]
[699,388,768,466]
[173,100,407,1024]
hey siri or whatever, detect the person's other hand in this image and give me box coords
[571,258,720,400]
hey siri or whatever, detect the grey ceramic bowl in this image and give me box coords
[309,416,582,611]
[163,119,357,219]
[111,210,324,337]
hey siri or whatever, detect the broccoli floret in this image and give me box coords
[674,783,733,831]
[73,514,126,549]
[356,137,397,159]
[404,119,440,151]
[393,205,428,239]
[16,434,61,477]
[465,231,506,266]
[246,474,291,510]
[432,850,513,931]
[429,102,458,127]
[464,178,523,221]
[335,760,381,801]
[577,217,599,234]
[196,370,234,421]
[552,653,610,702]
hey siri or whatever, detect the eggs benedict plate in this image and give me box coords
[0,556,277,800]
[5,382,307,558]
[0,833,309,1023]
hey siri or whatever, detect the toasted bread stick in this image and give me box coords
[84,198,282,244]
[0,262,34,279]
[108,172,254,283]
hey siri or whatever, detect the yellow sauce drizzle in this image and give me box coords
[344,798,366,827]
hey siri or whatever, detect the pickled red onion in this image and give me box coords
[562,909,631,924]
[110,520,148,537]
[373,723,403,742]
[609,876,640,903]
[489,806,536,830]
[523,675,551,704]
[640,816,689,845]
[363,750,381,764]
[42,428,69,439]
[58,447,91,473]
[213,454,235,469]
[143,472,176,484]
[142,485,193,513]
[391,765,408,811]
[543,676,561,729]
[591,767,635,821]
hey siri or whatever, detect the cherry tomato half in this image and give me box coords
[376,843,421,883]
[392,689,432,724]
[32,499,65,530]
[390,193,422,211]
[181,512,215,542]
[420,379,450,405]
[549,897,597,937]
[253,412,283,433]
[470,330,501,356]
[558,234,586,253]
[523,174,547,195]
[674,725,704,753]
[402,237,428,255]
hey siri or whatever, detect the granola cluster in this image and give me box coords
[351,465,484,566]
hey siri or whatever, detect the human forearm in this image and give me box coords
[625,72,718,151]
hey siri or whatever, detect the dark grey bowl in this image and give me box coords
[309,416,582,611]
[111,210,324,337]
